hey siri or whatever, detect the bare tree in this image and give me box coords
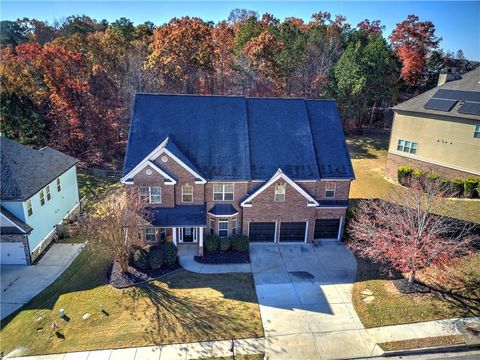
[81,187,148,273]
[347,178,476,283]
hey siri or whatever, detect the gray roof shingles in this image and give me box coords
[208,204,239,216]
[147,205,206,227]
[123,94,354,181]
[393,68,480,120]
[1,137,78,201]
[0,205,32,234]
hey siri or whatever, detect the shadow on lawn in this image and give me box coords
[123,275,261,354]
[346,135,390,160]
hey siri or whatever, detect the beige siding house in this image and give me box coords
[386,68,480,180]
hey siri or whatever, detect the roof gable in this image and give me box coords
[241,169,319,207]
[1,137,78,201]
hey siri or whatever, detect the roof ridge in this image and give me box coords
[303,100,322,178]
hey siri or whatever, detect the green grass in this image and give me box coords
[0,247,263,356]
[77,171,119,211]
[378,335,465,352]
[347,134,480,223]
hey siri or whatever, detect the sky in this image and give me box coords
[1,1,479,60]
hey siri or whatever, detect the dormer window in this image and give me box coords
[274,184,286,202]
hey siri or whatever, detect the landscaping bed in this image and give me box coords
[109,260,181,288]
[195,250,250,264]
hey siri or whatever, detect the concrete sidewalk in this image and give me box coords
[178,256,251,273]
[1,243,84,320]
[7,317,478,360]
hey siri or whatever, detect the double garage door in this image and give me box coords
[249,222,306,242]
[1,242,27,265]
[249,219,341,242]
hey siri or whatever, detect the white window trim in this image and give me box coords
[39,190,45,206]
[474,124,480,138]
[218,218,229,237]
[324,182,336,198]
[210,218,215,235]
[46,185,51,201]
[213,184,235,201]
[120,137,206,184]
[232,217,237,235]
[26,199,33,216]
[182,184,193,203]
[241,169,319,207]
[56,177,62,192]
[140,187,162,204]
[274,183,286,202]
[396,138,418,155]
[145,227,156,242]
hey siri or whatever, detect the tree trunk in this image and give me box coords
[408,269,416,283]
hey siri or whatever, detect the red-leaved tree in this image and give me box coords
[389,15,440,88]
[347,178,475,283]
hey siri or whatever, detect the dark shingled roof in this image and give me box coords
[1,137,79,201]
[208,204,239,216]
[393,68,480,121]
[147,205,206,227]
[317,200,349,208]
[123,94,354,181]
[1,205,32,234]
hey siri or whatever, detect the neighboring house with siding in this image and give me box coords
[122,94,354,256]
[0,137,80,265]
[385,68,480,180]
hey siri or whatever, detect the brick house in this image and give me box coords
[385,68,480,180]
[121,94,354,255]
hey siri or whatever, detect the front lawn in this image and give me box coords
[0,247,263,356]
[352,254,480,328]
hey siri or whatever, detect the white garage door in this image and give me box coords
[1,242,27,265]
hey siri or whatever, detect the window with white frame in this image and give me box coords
[213,184,234,201]
[274,184,286,202]
[325,182,336,198]
[475,124,480,138]
[218,218,229,237]
[145,227,156,242]
[210,218,215,235]
[26,199,33,217]
[46,185,51,201]
[139,187,162,204]
[40,189,45,206]
[397,139,418,154]
[182,184,193,202]
[232,217,237,235]
[56,178,61,192]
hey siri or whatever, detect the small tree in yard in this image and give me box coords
[81,187,148,273]
[347,178,476,284]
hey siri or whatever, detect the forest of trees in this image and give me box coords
[0,10,474,166]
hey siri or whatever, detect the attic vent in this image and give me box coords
[161,155,168,163]
[145,168,153,176]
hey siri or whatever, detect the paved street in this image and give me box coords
[1,243,84,320]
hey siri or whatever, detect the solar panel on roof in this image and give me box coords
[434,89,480,103]
[458,101,480,116]
[424,98,457,112]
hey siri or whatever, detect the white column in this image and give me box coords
[172,227,177,245]
[199,227,204,247]
[304,221,309,243]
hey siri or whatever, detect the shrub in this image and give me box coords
[426,172,440,182]
[451,179,465,197]
[133,248,149,270]
[149,248,163,270]
[398,166,414,186]
[412,169,424,180]
[205,235,220,252]
[464,178,480,198]
[159,242,177,266]
[231,235,249,252]
[219,237,232,251]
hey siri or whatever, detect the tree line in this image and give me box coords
[0,10,473,166]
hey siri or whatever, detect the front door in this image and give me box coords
[182,227,194,242]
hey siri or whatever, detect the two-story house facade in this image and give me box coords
[122,94,354,255]
[1,137,80,265]
[385,68,480,180]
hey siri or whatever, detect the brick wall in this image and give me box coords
[385,152,478,181]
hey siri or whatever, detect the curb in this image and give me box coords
[381,343,480,357]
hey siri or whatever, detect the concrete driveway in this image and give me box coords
[1,243,84,320]
[250,242,378,359]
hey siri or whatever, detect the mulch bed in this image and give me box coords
[194,251,250,264]
[393,278,430,294]
[109,260,182,289]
